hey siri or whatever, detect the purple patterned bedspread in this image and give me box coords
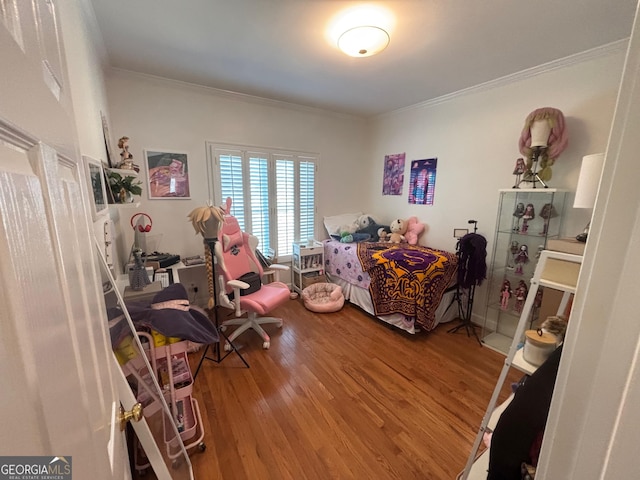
[323,240,370,288]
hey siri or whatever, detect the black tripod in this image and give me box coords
[446,283,480,344]
[514,146,549,189]
[194,238,249,379]
[446,220,482,345]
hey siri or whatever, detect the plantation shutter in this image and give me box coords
[218,150,246,230]
[211,143,317,259]
[299,157,316,246]
[275,156,295,256]
[248,152,270,252]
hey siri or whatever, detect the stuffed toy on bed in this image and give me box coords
[405,216,425,245]
[356,215,390,242]
[390,219,408,243]
[379,217,424,244]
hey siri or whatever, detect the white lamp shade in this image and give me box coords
[573,153,605,208]
[338,26,389,57]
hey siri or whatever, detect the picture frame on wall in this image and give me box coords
[84,155,109,220]
[100,111,115,168]
[144,149,191,199]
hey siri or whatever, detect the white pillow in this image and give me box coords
[323,212,363,236]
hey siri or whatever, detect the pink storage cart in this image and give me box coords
[131,332,206,473]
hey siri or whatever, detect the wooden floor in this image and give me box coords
[178,300,519,480]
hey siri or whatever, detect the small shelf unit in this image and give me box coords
[292,241,325,294]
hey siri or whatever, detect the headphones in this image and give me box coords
[130,213,153,233]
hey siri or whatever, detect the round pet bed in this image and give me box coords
[301,282,344,313]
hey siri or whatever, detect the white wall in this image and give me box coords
[105,71,370,268]
[57,0,125,271]
[367,46,626,320]
[368,48,624,252]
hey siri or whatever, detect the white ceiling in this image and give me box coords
[88,0,638,117]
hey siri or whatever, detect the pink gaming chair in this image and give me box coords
[214,211,290,349]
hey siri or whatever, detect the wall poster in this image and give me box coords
[408,158,437,205]
[382,152,406,195]
[145,150,191,199]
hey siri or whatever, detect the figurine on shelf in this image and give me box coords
[508,240,519,269]
[514,244,529,274]
[500,279,512,310]
[129,248,151,291]
[513,202,525,232]
[118,136,133,169]
[512,157,527,188]
[539,203,556,234]
[535,244,544,259]
[514,280,528,314]
[520,203,535,234]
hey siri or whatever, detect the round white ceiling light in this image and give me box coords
[337,25,390,57]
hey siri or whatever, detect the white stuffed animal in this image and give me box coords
[388,218,408,243]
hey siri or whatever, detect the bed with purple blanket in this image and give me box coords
[323,239,459,334]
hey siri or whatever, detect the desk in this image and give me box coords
[170,262,210,308]
[123,281,163,303]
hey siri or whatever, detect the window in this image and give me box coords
[208,143,317,258]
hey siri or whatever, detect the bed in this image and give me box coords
[323,239,459,334]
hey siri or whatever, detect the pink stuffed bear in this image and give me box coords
[404,216,425,245]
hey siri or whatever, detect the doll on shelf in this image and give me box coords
[520,203,535,233]
[508,240,519,269]
[514,244,529,274]
[500,279,512,310]
[514,280,528,314]
[512,157,527,188]
[539,203,556,234]
[513,202,525,232]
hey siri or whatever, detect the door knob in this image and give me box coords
[118,403,143,431]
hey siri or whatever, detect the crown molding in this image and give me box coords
[378,39,629,119]
[107,68,362,121]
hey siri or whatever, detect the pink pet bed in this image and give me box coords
[301,282,344,313]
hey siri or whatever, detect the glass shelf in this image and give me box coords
[481,189,566,354]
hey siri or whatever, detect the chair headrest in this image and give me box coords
[219,215,244,252]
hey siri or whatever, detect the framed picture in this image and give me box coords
[453,228,469,239]
[382,152,405,195]
[144,150,191,199]
[408,158,438,205]
[84,155,108,219]
[100,111,115,168]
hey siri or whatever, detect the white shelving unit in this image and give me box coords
[292,241,325,294]
[460,250,583,480]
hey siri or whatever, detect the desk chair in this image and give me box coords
[214,213,289,349]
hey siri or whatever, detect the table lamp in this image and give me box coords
[573,153,605,242]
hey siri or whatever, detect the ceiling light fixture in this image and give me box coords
[338,25,390,57]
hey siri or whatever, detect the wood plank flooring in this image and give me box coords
[180,300,519,480]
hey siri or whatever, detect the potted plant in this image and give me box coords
[107,171,143,203]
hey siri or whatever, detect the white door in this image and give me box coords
[0,1,190,478]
